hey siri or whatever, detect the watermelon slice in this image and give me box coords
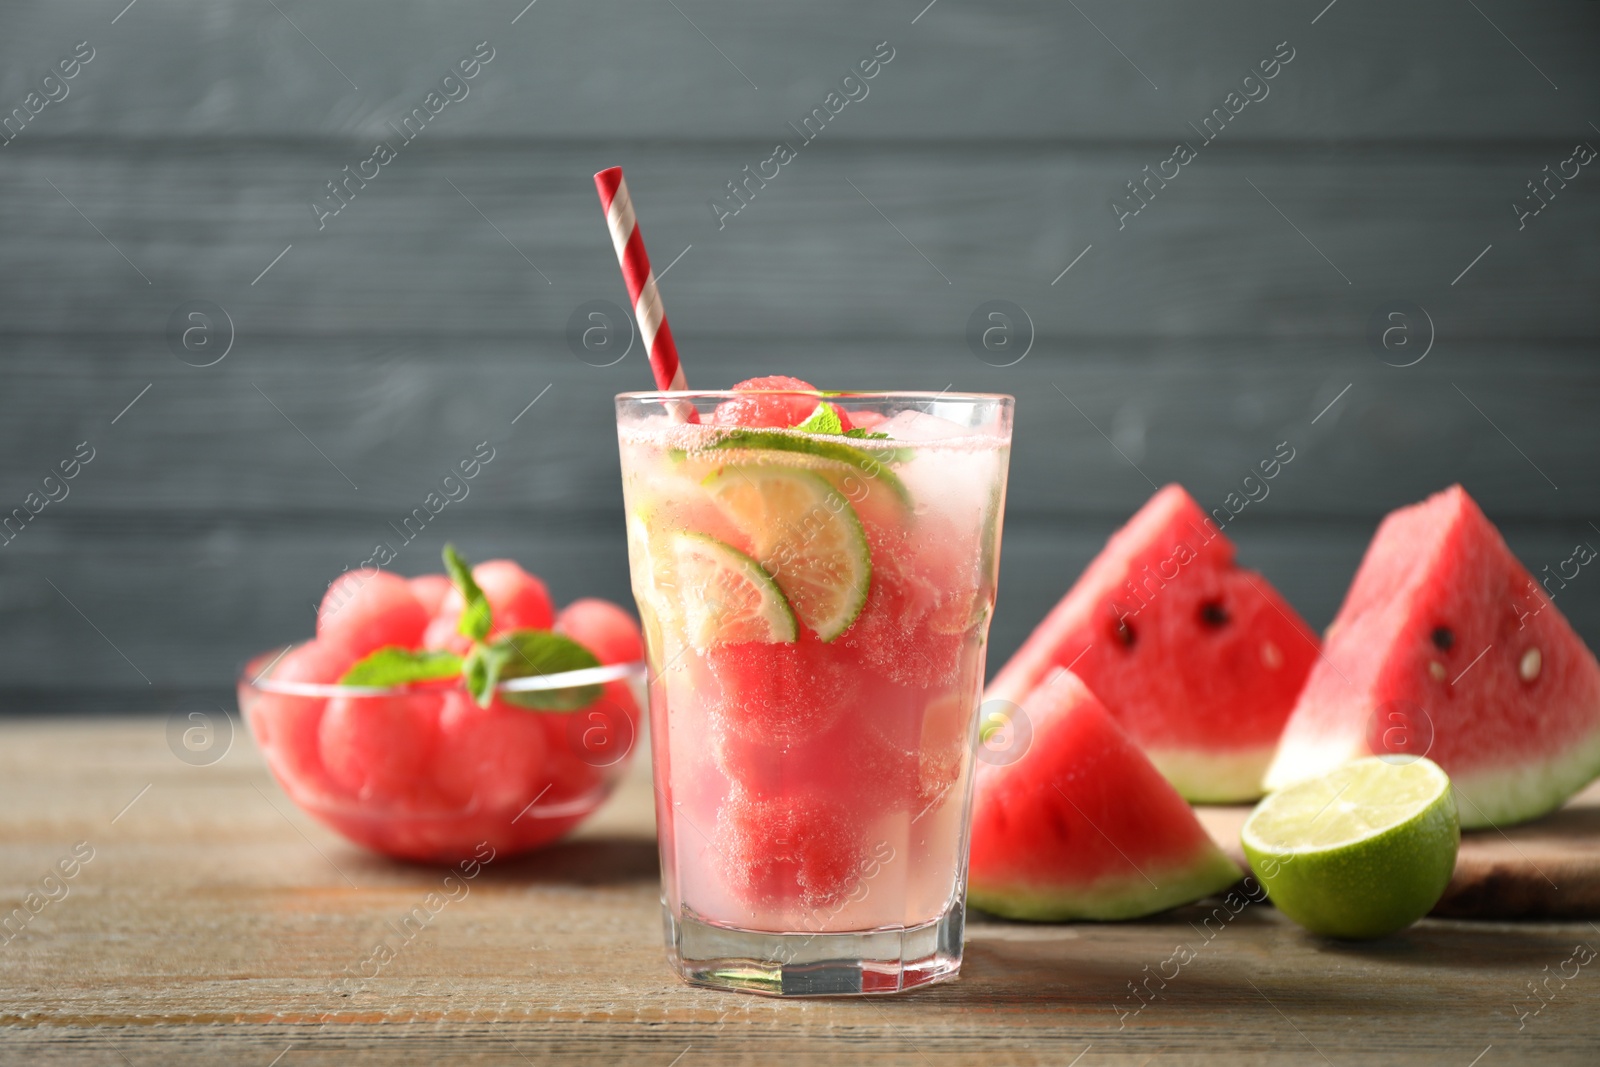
[968,669,1243,920]
[986,484,1319,802]
[1264,485,1600,829]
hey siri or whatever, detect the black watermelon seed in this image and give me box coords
[1199,601,1230,627]
[1114,617,1136,647]
[1431,626,1455,651]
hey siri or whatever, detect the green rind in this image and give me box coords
[1264,700,1600,830]
[701,467,871,643]
[1447,719,1600,829]
[969,847,1244,922]
[1147,745,1278,804]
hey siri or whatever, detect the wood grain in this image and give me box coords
[1,717,1597,1064]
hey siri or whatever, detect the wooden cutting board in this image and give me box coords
[1197,779,1600,919]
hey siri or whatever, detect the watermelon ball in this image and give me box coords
[247,640,348,800]
[556,598,644,665]
[319,691,442,805]
[316,569,430,663]
[421,613,473,656]
[534,679,641,805]
[842,509,981,690]
[715,787,868,910]
[439,559,555,636]
[712,376,832,429]
[848,410,887,433]
[537,715,606,804]
[408,574,453,615]
[704,634,854,744]
[431,690,549,812]
[715,708,919,810]
[841,562,965,690]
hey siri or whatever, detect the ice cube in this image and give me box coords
[877,409,971,442]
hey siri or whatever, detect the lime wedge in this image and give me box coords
[703,466,871,642]
[1242,756,1459,939]
[672,533,797,649]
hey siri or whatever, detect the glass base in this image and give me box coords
[662,898,965,997]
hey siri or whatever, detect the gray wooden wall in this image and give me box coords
[1,1,1596,712]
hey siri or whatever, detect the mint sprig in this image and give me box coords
[487,630,602,711]
[339,646,464,687]
[794,402,845,435]
[443,543,492,642]
[338,544,606,711]
[794,403,899,446]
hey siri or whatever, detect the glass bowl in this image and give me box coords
[238,644,645,863]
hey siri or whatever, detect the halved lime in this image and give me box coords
[703,466,871,641]
[672,533,797,649]
[1242,756,1459,939]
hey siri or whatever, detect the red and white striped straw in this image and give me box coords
[594,167,688,394]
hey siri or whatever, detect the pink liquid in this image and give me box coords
[619,414,1009,934]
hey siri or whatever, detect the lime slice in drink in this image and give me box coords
[672,533,797,649]
[699,428,912,509]
[703,466,871,642]
[1242,755,1459,939]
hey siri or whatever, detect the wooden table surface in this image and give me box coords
[2,718,1597,1065]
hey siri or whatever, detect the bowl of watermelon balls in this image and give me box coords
[238,545,645,863]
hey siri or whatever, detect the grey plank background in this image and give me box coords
[0,0,1596,711]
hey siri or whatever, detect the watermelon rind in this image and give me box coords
[1449,730,1600,828]
[1148,745,1280,807]
[969,849,1242,922]
[1266,719,1600,831]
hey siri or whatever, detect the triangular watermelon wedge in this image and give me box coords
[986,484,1319,802]
[1265,485,1600,828]
[968,669,1243,920]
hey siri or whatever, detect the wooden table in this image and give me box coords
[2,718,1596,1065]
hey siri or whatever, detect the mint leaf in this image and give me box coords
[494,629,603,711]
[462,642,510,708]
[340,646,464,687]
[842,428,892,440]
[443,543,492,642]
[794,402,844,435]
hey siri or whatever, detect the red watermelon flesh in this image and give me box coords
[968,669,1242,920]
[713,786,868,911]
[431,690,549,812]
[986,484,1318,802]
[316,570,430,663]
[241,641,347,803]
[556,598,644,666]
[1264,485,1600,828]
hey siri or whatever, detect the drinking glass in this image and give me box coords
[616,390,1012,995]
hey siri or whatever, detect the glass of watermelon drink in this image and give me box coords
[617,387,1012,996]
